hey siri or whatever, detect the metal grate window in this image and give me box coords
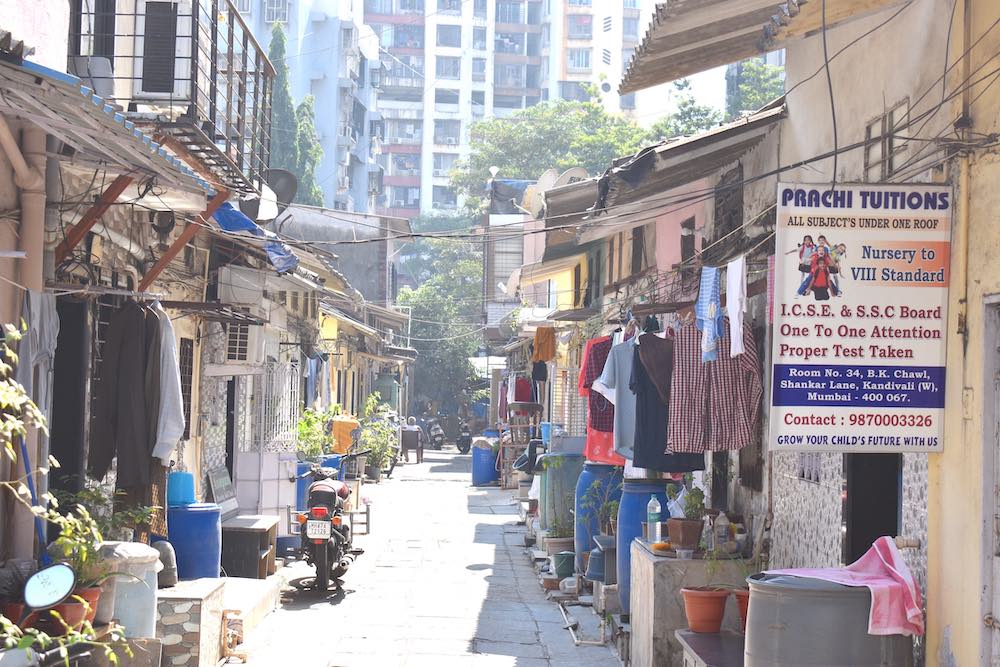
[226,322,250,361]
[265,0,289,23]
[864,100,909,182]
[551,366,587,436]
[179,338,194,439]
[234,0,251,12]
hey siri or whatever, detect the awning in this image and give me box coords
[160,301,267,326]
[507,253,586,295]
[578,102,785,244]
[550,307,598,322]
[620,0,910,93]
[384,345,418,361]
[0,57,214,195]
[542,179,600,258]
[321,306,380,338]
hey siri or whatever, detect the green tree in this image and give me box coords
[726,57,785,119]
[398,213,477,285]
[268,23,298,174]
[451,99,649,211]
[294,96,325,206]
[647,79,722,141]
[396,238,483,409]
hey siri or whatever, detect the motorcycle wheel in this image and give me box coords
[314,542,329,591]
[458,444,470,454]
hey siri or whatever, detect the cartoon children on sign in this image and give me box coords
[789,235,848,301]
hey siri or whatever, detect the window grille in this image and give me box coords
[265,0,289,23]
[179,338,194,439]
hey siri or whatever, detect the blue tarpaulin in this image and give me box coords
[213,202,299,273]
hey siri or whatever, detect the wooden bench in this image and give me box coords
[207,467,280,580]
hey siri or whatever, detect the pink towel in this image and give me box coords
[766,536,924,636]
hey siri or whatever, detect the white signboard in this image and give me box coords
[769,183,951,452]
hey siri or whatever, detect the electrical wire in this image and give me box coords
[820,0,838,189]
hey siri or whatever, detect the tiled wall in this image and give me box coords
[157,584,223,667]
[199,323,228,497]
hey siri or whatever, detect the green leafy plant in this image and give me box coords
[296,405,343,459]
[358,393,396,470]
[53,487,156,543]
[579,472,623,538]
[0,324,129,661]
[547,516,574,539]
[684,487,706,522]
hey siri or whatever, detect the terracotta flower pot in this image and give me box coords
[734,589,750,633]
[544,536,575,557]
[40,601,88,635]
[74,586,102,624]
[1,601,40,629]
[681,587,730,633]
[667,518,703,550]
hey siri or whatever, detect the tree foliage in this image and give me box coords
[268,23,298,174]
[726,57,785,120]
[294,96,325,206]
[396,236,483,409]
[648,79,722,142]
[450,99,649,210]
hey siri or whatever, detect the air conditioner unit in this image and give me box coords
[133,0,194,100]
[225,320,264,366]
[444,138,458,145]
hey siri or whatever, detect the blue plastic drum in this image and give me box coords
[574,463,623,573]
[472,442,499,486]
[616,480,669,615]
[167,503,222,579]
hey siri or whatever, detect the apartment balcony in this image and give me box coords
[383,75,423,89]
[385,134,423,146]
[433,136,461,147]
[338,122,360,147]
[68,0,274,193]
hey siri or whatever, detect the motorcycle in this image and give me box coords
[456,421,472,454]
[291,450,369,591]
[428,421,445,450]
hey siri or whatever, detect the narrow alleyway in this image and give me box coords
[241,449,618,667]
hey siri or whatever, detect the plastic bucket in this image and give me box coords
[166,503,221,580]
[472,442,499,486]
[616,479,669,615]
[166,472,195,507]
[553,551,575,579]
[574,462,623,574]
[104,542,163,638]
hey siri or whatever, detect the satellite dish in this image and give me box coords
[553,167,589,189]
[264,169,298,209]
[535,169,559,192]
[239,183,280,222]
[526,169,560,218]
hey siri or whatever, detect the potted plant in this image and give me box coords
[45,505,110,627]
[543,517,575,556]
[604,500,620,537]
[0,565,38,630]
[667,484,705,551]
[358,394,396,482]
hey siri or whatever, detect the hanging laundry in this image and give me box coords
[151,301,185,463]
[596,336,640,459]
[726,255,748,357]
[498,380,509,421]
[630,341,705,473]
[667,318,763,454]
[579,337,624,465]
[532,326,556,362]
[695,267,724,362]
[531,360,548,382]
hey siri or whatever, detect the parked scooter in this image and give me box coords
[456,421,472,454]
[291,450,369,591]
[428,420,445,450]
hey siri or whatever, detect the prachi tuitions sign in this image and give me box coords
[769,183,951,452]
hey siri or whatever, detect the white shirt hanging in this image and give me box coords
[727,255,748,356]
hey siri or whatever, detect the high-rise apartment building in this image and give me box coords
[365,0,668,218]
[240,0,385,212]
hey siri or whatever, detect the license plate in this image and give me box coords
[306,520,331,539]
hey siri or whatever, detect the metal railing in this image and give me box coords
[68,0,274,192]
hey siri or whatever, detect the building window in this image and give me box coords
[234,0,251,12]
[620,92,636,109]
[568,0,591,4]
[495,64,525,87]
[471,89,485,114]
[474,0,487,17]
[392,25,424,48]
[265,0,289,23]
[567,48,591,71]
[558,80,589,101]
[631,225,646,276]
[179,337,194,439]
[472,57,486,81]
[365,0,394,12]
[226,323,250,362]
[436,55,461,78]
[567,14,592,39]
[437,24,462,47]
[438,0,462,13]
[432,185,458,209]
[435,88,460,105]
[864,101,909,181]
[495,32,525,54]
[390,153,420,176]
[390,186,420,208]
[623,0,639,7]
[399,0,424,12]
[433,153,458,176]
[496,0,524,24]
[434,119,461,144]
[623,17,640,39]
[473,27,487,50]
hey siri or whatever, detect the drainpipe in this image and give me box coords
[0,117,46,291]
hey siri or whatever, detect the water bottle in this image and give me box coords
[646,495,661,543]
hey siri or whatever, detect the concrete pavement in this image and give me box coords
[239,449,618,667]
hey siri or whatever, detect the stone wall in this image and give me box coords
[157,579,224,667]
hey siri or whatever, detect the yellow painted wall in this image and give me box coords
[927,2,1000,664]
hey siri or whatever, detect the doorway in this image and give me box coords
[843,453,902,564]
[225,378,236,480]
